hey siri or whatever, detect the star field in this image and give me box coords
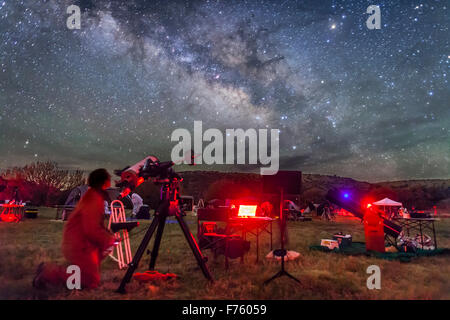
[0,0,449,181]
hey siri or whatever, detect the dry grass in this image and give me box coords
[0,208,449,300]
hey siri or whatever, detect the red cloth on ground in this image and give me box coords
[40,188,115,289]
[133,271,177,282]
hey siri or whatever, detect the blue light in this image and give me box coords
[344,193,349,199]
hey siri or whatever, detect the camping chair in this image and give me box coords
[198,222,227,257]
[108,200,133,269]
[197,220,242,269]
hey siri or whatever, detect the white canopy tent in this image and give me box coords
[372,198,402,206]
[372,198,403,218]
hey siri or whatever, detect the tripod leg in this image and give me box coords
[263,270,283,285]
[149,214,167,270]
[284,270,301,283]
[263,269,301,285]
[116,215,160,294]
[175,213,214,282]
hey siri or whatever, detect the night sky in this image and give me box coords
[1,0,449,182]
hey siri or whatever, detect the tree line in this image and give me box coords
[0,161,85,206]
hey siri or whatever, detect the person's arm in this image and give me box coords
[82,194,115,250]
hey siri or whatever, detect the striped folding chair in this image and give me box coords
[108,200,133,269]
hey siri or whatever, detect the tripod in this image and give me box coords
[117,178,213,294]
[264,188,300,285]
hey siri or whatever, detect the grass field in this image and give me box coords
[0,208,449,300]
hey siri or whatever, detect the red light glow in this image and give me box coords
[1,204,24,223]
[1,214,19,222]
[120,187,131,198]
[238,205,257,217]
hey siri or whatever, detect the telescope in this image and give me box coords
[325,189,402,238]
[115,156,185,199]
[115,155,213,294]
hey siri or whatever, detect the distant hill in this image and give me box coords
[377,179,450,189]
[179,171,261,201]
[170,171,450,210]
[376,179,450,210]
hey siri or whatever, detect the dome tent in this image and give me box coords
[64,185,89,207]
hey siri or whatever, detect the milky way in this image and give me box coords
[0,0,449,181]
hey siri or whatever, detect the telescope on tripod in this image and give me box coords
[114,155,213,294]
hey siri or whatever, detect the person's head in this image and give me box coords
[88,168,111,190]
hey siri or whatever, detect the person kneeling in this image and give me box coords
[33,169,118,290]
